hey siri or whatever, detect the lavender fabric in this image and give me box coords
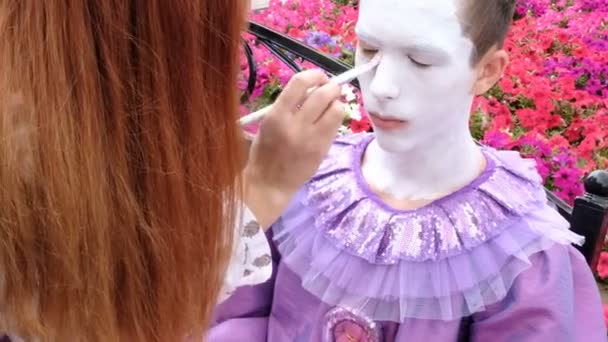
[210,133,606,341]
[211,244,605,341]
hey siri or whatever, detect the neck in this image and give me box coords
[362,131,484,200]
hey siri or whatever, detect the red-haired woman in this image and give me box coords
[0,1,344,341]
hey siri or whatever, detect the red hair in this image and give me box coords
[0,1,246,340]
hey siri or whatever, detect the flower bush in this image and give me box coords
[241,0,608,206]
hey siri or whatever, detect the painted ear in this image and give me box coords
[472,49,509,95]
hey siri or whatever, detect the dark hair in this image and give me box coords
[0,1,245,340]
[460,0,517,64]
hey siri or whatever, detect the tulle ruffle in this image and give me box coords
[273,133,583,322]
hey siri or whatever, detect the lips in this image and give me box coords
[368,112,407,130]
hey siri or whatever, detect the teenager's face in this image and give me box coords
[355,0,478,152]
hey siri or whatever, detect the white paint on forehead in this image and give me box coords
[362,0,460,16]
[357,0,466,48]
[358,0,461,18]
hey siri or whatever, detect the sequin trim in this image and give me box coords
[304,133,548,263]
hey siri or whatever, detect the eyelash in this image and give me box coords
[360,48,431,68]
[408,56,431,68]
[361,48,378,55]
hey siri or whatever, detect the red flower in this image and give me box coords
[350,117,371,133]
[287,28,305,38]
[535,99,554,115]
[597,252,608,279]
[546,114,565,129]
[515,108,540,130]
[548,134,570,149]
[499,77,516,94]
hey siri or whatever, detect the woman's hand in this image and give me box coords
[244,70,344,229]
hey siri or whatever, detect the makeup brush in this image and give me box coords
[239,53,381,127]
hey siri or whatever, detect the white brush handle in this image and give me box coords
[238,87,315,126]
[239,106,272,126]
[239,53,381,127]
[329,55,381,85]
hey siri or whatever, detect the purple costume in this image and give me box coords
[211,133,606,341]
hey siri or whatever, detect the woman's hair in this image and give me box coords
[0,1,246,340]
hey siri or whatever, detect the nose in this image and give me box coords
[369,56,400,101]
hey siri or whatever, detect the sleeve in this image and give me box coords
[471,244,607,342]
[208,228,279,342]
[218,204,272,303]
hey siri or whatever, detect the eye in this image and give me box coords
[358,44,378,55]
[408,56,431,68]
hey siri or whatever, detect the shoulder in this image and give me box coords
[470,242,606,340]
[483,145,544,185]
[517,242,590,287]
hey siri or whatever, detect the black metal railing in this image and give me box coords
[244,20,608,272]
[242,22,356,102]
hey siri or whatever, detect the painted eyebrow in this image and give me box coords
[407,44,451,60]
[356,28,452,64]
[355,30,380,46]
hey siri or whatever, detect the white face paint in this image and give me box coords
[355,0,476,152]
[356,0,486,201]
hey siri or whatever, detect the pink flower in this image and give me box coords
[535,160,551,181]
[553,168,581,189]
[482,130,512,149]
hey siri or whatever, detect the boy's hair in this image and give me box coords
[460,0,517,64]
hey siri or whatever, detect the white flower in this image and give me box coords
[341,85,357,103]
[345,103,362,121]
[338,125,352,136]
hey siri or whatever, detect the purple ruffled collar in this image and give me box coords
[304,133,558,263]
[273,133,583,321]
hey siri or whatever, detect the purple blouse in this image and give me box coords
[210,133,606,342]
